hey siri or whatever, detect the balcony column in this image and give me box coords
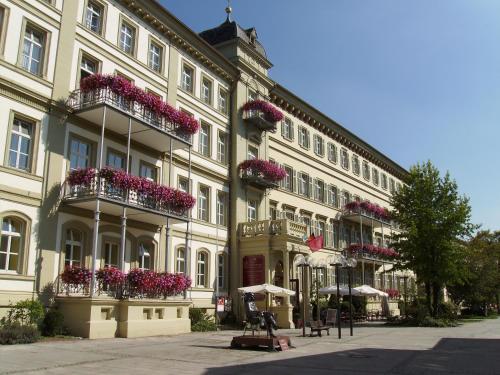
[120,117,132,271]
[90,106,107,297]
[282,249,290,304]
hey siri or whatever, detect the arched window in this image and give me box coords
[138,242,153,270]
[176,247,185,274]
[196,250,208,288]
[0,217,23,272]
[65,229,83,267]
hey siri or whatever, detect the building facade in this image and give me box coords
[0,0,408,336]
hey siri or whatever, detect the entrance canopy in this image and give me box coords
[354,285,389,297]
[238,283,295,297]
[319,285,362,296]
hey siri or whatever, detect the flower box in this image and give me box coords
[344,201,390,221]
[242,100,284,132]
[348,243,399,259]
[239,159,287,189]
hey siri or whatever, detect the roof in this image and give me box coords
[199,19,268,59]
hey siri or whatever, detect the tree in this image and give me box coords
[390,161,475,317]
[448,231,500,315]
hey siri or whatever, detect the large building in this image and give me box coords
[0,0,408,337]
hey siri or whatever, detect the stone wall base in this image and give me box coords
[56,296,191,339]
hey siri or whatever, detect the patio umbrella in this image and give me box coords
[353,285,389,297]
[238,283,295,311]
[319,285,362,296]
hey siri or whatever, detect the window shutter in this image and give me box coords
[292,170,297,193]
[294,214,300,222]
[279,164,285,188]
[290,121,294,140]
[298,172,303,195]
[308,176,313,199]
[281,120,285,137]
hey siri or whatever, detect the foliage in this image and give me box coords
[390,161,475,317]
[447,230,500,315]
[189,308,216,332]
[0,300,44,328]
[242,99,284,123]
[80,74,200,134]
[41,309,66,337]
[238,159,288,182]
[0,323,40,345]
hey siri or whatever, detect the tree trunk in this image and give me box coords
[425,282,432,317]
[432,283,440,318]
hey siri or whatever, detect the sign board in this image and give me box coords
[278,338,290,351]
[216,297,225,312]
[242,255,265,286]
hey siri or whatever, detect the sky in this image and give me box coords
[161,0,500,231]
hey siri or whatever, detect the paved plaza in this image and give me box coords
[1,318,499,375]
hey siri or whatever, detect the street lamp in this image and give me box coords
[343,257,357,336]
[294,254,312,337]
[328,253,346,339]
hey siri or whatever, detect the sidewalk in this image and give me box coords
[1,318,499,374]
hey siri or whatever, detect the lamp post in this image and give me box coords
[344,257,357,336]
[328,254,346,339]
[294,255,312,337]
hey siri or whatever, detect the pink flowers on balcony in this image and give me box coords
[96,267,126,287]
[385,289,400,299]
[345,201,390,221]
[67,167,196,213]
[348,243,399,259]
[61,266,92,286]
[242,100,284,123]
[79,74,199,135]
[238,159,288,183]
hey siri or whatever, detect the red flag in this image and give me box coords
[307,234,323,252]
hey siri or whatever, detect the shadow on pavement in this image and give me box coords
[203,338,500,375]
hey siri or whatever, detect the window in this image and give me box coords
[247,145,258,160]
[298,126,310,149]
[298,173,310,197]
[198,185,210,222]
[69,137,91,170]
[217,253,225,289]
[282,118,294,140]
[139,161,157,182]
[327,143,337,163]
[247,200,257,222]
[362,161,370,181]
[138,242,152,270]
[314,179,325,202]
[0,218,23,272]
[352,155,360,175]
[248,89,257,102]
[372,168,379,186]
[340,191,351,208]
[21,24,45,75]
[176,247,185,274]
[80,54,98,81]
[104,241,118,268]
[389,178,396,193]
[196,251,208,287]
[218,88,228,114]
[329,185,339,208]
[313,135,324,156]
[181,63,194,93]
[106,149,125,170]
[8,117,33,171]
[282,166,293,191]
[269,203,278,220]
[119,21,135,55]
[198,122,210,157]
[148,41,162,72]
[85,0,104,34]
[65,229,83,267]
[381,173,388,190]
[317,220,326,238]
[284,207,295,221]
[201,76,213,105]
[178,177,189,193]
[216,191,227,226]
[217,131,227,164]
[340,149,349,170]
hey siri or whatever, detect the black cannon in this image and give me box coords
[243,292,278,337]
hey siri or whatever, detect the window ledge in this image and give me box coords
[0,273,34,281]
[0,165,43,182]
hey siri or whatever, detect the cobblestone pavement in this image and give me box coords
[1,318,499,374]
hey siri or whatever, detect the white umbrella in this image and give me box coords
[319,285,362,296]
[238,283,295,297]
[354,285,389,297]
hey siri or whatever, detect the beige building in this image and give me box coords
[0,0,408,337]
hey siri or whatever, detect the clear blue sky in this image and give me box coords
[162,0,499,231]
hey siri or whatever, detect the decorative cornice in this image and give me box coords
[269,89,408,180]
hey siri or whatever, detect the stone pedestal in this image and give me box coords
[271,304,294,329]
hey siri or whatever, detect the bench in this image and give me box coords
[309,320,330,337]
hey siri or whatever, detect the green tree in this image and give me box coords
[390,161,475,317]
[448,231,500,315]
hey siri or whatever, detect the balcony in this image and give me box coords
[61,169,194,224]
[243,111,277,132]
[67,75,199,152]
[343,201,392,227]
[239,219,307,242]
[242,100,284,134]
[239,159,287,190]
[346,243,398,263]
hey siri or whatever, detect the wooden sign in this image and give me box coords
[278,338,290,351]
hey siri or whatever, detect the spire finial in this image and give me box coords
[225,0,233,21]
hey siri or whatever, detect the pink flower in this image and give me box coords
[238,159,288,182]
[242,100,284,123]
[61,265,92,286]
[67,168,96,187]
